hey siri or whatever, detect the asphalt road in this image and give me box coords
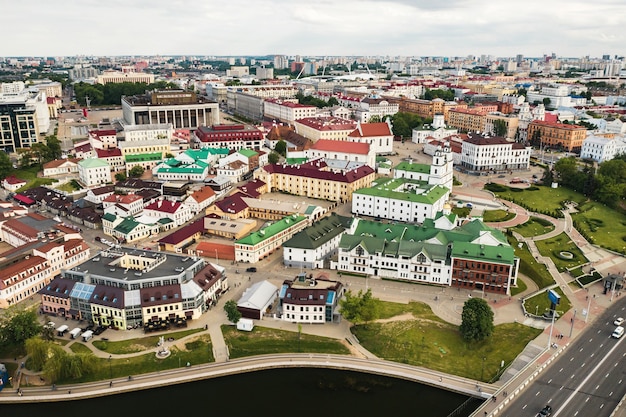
[499,300,626,417]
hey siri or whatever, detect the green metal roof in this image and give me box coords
[114,217,140,234]
[394,161,430,174]
[283,213,353,250]
[236,214,307,246]
[102,213,117,222]
[451,241,515,264]
[239,149,258,158]
[203,147,230,156]
[353,177,449,204]
[125,152,163,163]
[286,158,308,165]
[184,149,211,160]
[78,158,109,168]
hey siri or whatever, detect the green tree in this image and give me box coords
[339,288,379,325]
[115,172,127,182]
[268,151,280,164]
[517,88,527,97]
[423,89,455,101]
[274,140,287,157]
[224,300,241,323]
[368,115,381,123]
[493,119,508,137]
[129,165,145,178]
[0,307,42,346]
[543,97,552,108]
[0,151,12,179]
[459,298,494,342]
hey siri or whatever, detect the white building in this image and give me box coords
[43,158,81,177]
[89,129,118,150]
[412,114,458,144]
[352,146,454,223]
[346,120,394,155]
[143,200,193,227]
[580,133,626,163]
[96,70,155,85]
[354,96,399,123]
[303,139,376,168]
[78,158,111,188]
[459,133,531,173]
[263,99,317,125]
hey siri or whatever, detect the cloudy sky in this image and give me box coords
[3,0,625,58]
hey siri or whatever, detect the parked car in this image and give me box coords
[246,267,257,273]
[614,317,624,326]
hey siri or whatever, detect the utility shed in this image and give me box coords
[237,280,278,320]
[236,318,254,332]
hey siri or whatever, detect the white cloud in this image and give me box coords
[1,0,625,57]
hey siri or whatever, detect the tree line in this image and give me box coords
[73,80,178,106]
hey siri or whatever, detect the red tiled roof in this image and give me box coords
[103,194,143,204]
[145,200,183,214]
[311,139,369,155]
[464,133,510,145]
[95,148,123,158]
[36,241,63,253]
[188,186,216,203]
[75,143,93,153]
[43,158,81,169]
[348,122,393,138]
[3,176,26,185]
[1,256,48,288]
[262,161,375,183]
[295,117,356,131]
[158,218,204,244]
[2,218,39,238]
[215,193,248,215]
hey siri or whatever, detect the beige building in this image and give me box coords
[294,116,357,142]
[254,160,376,203]
[527,120,588,152]
[485,113,520,140]
[96,70,155,85]
[447,108,487,133]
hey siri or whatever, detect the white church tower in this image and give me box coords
[428,143,454,191]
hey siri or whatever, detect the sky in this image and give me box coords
[2,0,626,59]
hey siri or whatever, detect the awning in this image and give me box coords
[14,194,35,205]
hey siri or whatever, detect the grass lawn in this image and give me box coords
[55,182,77,193]
[508,235,555,290]
[488,184,583,215]
[482,209,515,222]
[222,325,350,359]
[523,287,572,318]
[534,232,588,272]
[353,303,542,382]
[572,202,626,255]
[375,300,443,320]
[92,328,204,354]
[56,334,214,384]
[512,216,556,238]
[511,275,528,296]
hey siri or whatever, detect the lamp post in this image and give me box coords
[108,355,112,380]
[569,309,577,337]
[585,294,592,323]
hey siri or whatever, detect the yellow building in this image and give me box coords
[384,97,466,121]
[447,108,487,133]
[527,120,587,152]
[485,113,520,139]
[254,161,376,203]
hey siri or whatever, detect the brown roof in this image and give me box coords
[1,256,48,289]
[43,158,81,169]
[348,122,393,138]
[188,186,216,203]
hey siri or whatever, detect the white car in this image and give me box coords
[614,317,624,326]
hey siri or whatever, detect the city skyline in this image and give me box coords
[2,0,626,59]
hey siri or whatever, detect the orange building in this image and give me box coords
[384,97,466,121]
[527,121,587,152]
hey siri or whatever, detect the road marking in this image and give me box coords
[554,333,625,416]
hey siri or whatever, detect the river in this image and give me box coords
[2,368,480,416]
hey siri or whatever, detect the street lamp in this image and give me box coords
[108,355,112,380]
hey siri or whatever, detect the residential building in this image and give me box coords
[527,120,588,152]
[354,97,399,123]
[102,194,144,216]
[384,97,466,121]
[89,129,117,150]
[294,116,357,142]
[122,89,219,130]
[234,214,309,263]
[184,186,217,214]
[447,108,487,133]
[305,139,375,168]
[84,185,115,204]
[144,200,193,227]
[485,113,520,140]
[194,124,264,150]
[580,133,626,163]
[78,158,111,188]
[280,273,343,323]
[347,120,395,155]
[40,249,228,326]
[459,133,531,173]
[43,158,81,177]
[2,176,27,192]
[102,214,161,243]
[263,99,317,125]
[255,160,376,203]
[282,213,353,269]
[95,148,124,171]
[125,152,163,175]
[2,237,90,309]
